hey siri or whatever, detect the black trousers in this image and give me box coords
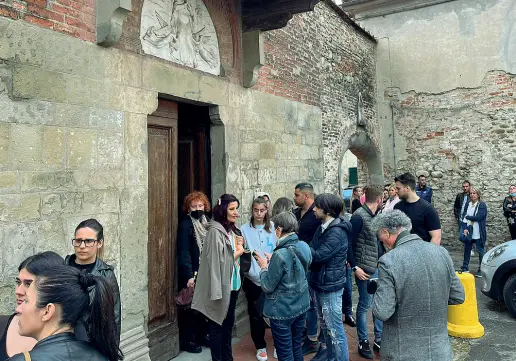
[209,290,239,361]
[178,306,209,346]
[509,223,516,240]
[243,277,267,350]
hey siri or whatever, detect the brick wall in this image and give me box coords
[387,70,516,249]
[256,0,378,192]
[0,0,95,41]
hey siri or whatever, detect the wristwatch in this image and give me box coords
[352,266,357,272]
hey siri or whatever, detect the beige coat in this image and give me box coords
[192,220,235,325]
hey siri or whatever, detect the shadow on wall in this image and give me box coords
[339,131,384,195]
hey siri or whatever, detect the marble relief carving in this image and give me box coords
[140,0,221,75]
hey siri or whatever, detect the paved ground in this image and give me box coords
[175,248,516,361]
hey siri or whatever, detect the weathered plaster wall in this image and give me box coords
[256,0,380,193]
[0,16,324,360]
[357,0,516,248]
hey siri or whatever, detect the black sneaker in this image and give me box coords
[302,338,320,355]
[475,270,482,278]
[373,339,381,353]
[343,315,356,327]
[310,344,327,361]
[358,340,373,359]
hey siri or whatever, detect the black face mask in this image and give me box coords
[190,210,204,220]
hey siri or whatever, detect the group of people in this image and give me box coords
[177,172,465,361]
[1,219,122,361]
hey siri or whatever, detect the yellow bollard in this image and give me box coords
[447,271,484,338]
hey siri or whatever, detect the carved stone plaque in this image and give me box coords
[140,0,221,75]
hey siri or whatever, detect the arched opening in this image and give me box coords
[338,131,384,197]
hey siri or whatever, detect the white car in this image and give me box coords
[481,240,516,318]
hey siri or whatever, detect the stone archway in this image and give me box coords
[338,131,384,195]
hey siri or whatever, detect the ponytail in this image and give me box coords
[34,266,124,361]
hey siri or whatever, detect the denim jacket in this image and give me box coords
[259,233,312,320]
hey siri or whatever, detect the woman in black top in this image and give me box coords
[8,265,123,361]
[1,252,64,360]
[177,191,211,353]
[64,219,121,345]
[350,186,364,214]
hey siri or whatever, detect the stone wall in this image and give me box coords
[388,71,516,248]
[0,15,325,360]
[357,0,516,248]
[255,0,380,193]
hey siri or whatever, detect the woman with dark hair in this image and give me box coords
[64,219,121,344]
[241,197,277,361]
[272,197,294,217]
[177,191,211,353]
[0,252,64,360]
[192,194,244,361]
[9,265,123,361]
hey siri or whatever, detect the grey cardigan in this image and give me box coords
[192,220,236,325]
[373,233,465,361]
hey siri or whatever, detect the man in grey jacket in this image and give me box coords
[371,210,465,361]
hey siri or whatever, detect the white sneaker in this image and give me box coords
[470,250,474,256]
[256,348,268,361]
[273,348,277,359]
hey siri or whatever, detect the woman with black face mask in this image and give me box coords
[177,191,211,353]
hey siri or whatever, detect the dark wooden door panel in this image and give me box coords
[147,104,179,361]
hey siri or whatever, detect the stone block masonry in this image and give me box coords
[0,12,327,359]
[387,70,516,250]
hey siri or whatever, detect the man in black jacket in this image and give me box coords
[309,193,351,361]
[348,185,384,359]
[454,180,471,227]
[293,182,322,355]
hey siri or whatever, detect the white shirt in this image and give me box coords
[462,201,480,239]
[321,217,335,231]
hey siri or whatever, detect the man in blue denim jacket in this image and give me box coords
[310,194,352,361]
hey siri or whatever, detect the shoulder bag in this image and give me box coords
[23,352,32,361]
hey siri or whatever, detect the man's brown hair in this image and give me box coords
[364,185,384,203]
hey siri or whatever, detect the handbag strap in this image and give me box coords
[23,352,32,361]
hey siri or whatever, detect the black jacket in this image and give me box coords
[454,192,469,220]
[177,216,201,290]
[294,203,322,244]
[8,333,108,361]
[309,217,351,292]
[64,255,121,345]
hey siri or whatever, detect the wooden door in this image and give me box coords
[147,100,179,361]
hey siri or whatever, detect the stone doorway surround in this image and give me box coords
[338,131,384,195]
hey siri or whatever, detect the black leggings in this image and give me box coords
[209,291,239,361]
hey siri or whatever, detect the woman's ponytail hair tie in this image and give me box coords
[78,270,96,290]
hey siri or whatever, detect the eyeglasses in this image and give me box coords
[72,238,98,247]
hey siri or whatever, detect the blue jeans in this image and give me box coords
[270,313,306,361]
[462,238,485,271]
[314,289,349,361]
[306,285,319,340]
[356,270,382,342]
[342,265,353,317]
